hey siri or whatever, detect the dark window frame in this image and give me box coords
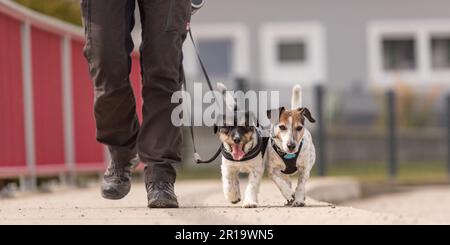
[277,41,307,64]
[381,37,417,71]
[431,35,450,70]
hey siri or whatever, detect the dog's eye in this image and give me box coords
[295,126,303,131]
[279,125,287,131]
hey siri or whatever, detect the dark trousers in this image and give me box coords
[81,0,191,183]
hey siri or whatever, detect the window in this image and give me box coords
[277,41,306,63]
[368,20,450,86]
[431,37,450,69]
[182,24,250,82]
[260,22,326,85]
[382,38,416,70]
[198,39,232,78]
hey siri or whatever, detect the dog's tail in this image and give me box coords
[291,84,302,109]
[217,82,236,113]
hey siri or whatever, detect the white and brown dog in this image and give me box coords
[265,85,316,207]
[214,83,264,208]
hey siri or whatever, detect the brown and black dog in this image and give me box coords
[265,85,316,207]
[214,83,264,208]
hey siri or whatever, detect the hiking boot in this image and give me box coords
[146,181,179,208]
[101,156,138,200]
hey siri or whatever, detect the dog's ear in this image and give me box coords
[214,113,224,134]
[247,111,259,127]
[266,106,285,120]
[266,109,272,120]
[298,107,316,123]
[266,107,285,125]
[279,106,285,118]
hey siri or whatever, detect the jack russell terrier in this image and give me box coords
[265,85,316,207]
[214,83,264,208]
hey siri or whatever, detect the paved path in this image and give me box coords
[345,186,450,225]
[0,180,416,225]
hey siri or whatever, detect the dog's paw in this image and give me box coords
[292,201,306,207]
[242,202,258,208]
[284,198,294,206]
[225,191,241,204]
[230,198,241,204]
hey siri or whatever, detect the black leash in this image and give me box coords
[184,29,221,164]
[185,28,266,164]
[188,29,215,92]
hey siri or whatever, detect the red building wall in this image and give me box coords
[130,54,143,123]
[0,13,27,175]
[31,27,67,172]
[0,1,144,178]
[71,40,105,169]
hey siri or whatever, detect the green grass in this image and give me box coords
[314,161,449,185]
[14,0,82,26]
[177,161,450,185]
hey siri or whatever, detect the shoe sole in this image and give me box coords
[101,186,130,200]
[148,198,179,208]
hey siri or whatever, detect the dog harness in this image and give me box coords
[271,139,304,174]
[221,133,268,162]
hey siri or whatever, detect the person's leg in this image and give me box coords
[137,0,191,208]
[81,0,139,199]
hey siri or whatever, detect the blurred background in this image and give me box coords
[1,0,450,193]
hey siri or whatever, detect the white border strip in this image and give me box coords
[62,35,75,171]
[21,21,36,182]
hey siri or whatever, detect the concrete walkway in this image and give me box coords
[345,186,450,225]
[0,178,419,225]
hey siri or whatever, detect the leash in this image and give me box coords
[185,28,265,164]
[183,28,221,164]
[188,29,215,92]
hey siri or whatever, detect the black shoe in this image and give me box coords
[101,161,134,200]
[146,182,179,208]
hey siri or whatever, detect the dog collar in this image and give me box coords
[271,139,304,174]
[283,153,297,159]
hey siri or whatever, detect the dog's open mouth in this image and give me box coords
[231,144,245,160]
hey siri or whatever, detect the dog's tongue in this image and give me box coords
[232,144,245,160]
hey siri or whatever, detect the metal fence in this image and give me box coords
[181,77,450,181]
[312,84,450,179]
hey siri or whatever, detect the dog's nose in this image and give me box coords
[287,143,296,151]
[233,137,241,144]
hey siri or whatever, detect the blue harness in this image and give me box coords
[271,139,304,174]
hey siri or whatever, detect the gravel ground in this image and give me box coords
[0,179,418,225]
